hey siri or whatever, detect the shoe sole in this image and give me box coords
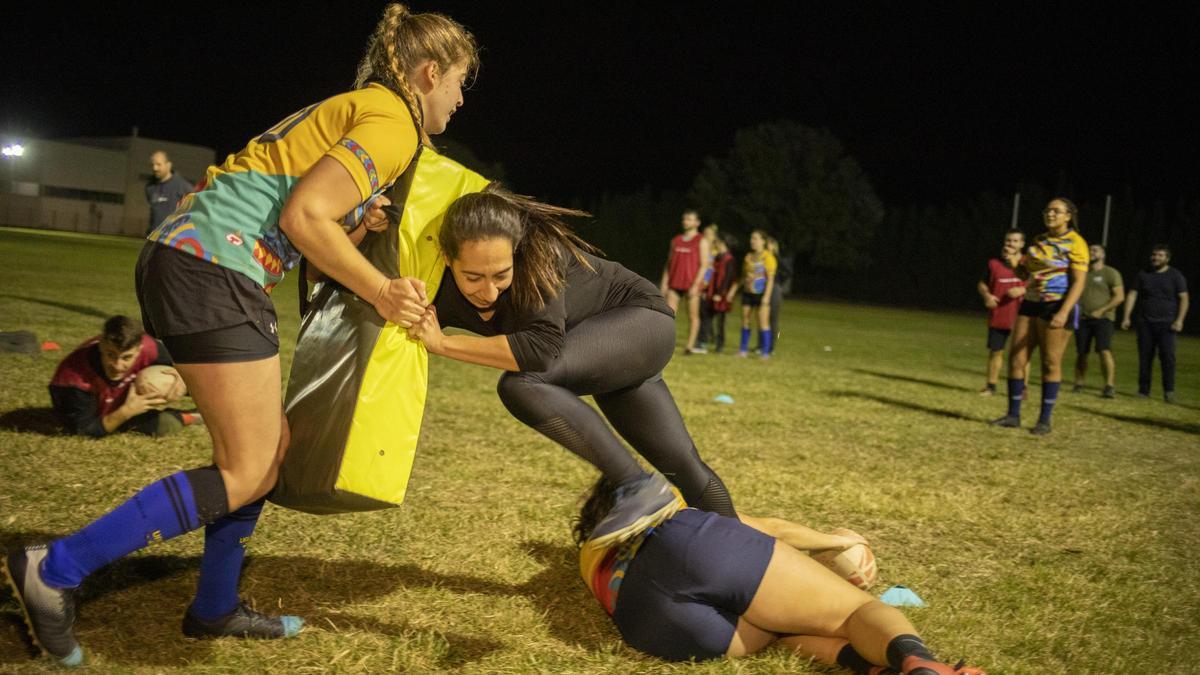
[2,552,83,667]
[586,499,682,548]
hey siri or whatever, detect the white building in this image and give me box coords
[0,133,215,237]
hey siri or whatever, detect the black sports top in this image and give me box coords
[432,248,672,371]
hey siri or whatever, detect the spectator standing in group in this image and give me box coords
[977,229,1026,395]
[659,209,711,354]
[1121,244,1189,403]
[704,233,738,353]
[145,151,194,235]
[991,198,1089,435]
[696,223,720,350]
[1072,244,1124,398]
[737,229,776,359]
[759,236,790,353]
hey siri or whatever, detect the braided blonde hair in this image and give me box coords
[353,4,479,147]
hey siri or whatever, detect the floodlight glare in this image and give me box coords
[2,144,25,157]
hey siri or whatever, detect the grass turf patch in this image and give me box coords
[1,226,1198,673]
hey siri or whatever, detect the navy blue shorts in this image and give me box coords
[612,509,775,662]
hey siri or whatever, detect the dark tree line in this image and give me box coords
[573,122,1197,333]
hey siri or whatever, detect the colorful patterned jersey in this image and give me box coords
[148,83,419,291]
[579,531,651,616]
[1022,229,1089,302]
[743,250,778,295]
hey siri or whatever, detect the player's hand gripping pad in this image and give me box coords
[271,149,489,514]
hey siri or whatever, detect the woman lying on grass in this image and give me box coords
[575,476,986,675]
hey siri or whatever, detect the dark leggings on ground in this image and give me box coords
[497,306,735,517]
[1136,320,1177,394]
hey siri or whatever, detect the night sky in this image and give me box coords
[3,3,1196,205]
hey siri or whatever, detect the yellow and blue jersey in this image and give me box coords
[148,83,419,291]
[579,532,650,616]
[1023,229,1089,302]
[742,250,777,295]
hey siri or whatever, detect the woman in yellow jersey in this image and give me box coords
[737,229,777,358]
[2,5,478,666]
[574,476,987,674]
[992,198,1089,435]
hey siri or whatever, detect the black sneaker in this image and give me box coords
[1101,385,1116,399]
[1030,422,1052,436]
[1137,391,1151,399]
[1071,384,1084,393]
[2,546,83,667]
[1165,391,1176,404]
[182,601,304,640]
[587,473,682,547]
[990,415,1021,428]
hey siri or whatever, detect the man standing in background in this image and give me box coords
[145,150,193,234]
[1122,244,1189,403]
[977,229,1026,395]
[1073,244,1124,398]
[660,209,711,354]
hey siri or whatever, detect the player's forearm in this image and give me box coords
[101,407,133,434]
[1122,291,1138,320]
[281,211,389,303]
[431,334,520,371]
[1101,288,1125,313]
[1177,294,1190,323]
[739,515,847,551]
[976,281,992,300]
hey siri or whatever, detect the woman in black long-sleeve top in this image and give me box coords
[409,184,735,545]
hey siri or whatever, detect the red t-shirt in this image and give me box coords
[667,233,702,290]
[50,334,159,418]
[984,258,1025,329]
[705,251,737,312]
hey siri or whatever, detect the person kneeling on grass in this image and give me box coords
[49,315,200,437]
[576,476,986,675]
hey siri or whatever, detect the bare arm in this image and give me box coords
[279,158,425,327]
[739,515,865,552]
[1121,290,1139,329]
[690,238,712,297]
[1094,284,1125,317]
[408,307,520,371]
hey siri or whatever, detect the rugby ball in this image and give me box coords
[134,365,187,401]
[812,528,878,590]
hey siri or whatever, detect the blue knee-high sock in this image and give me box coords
[42,470,220,589]
[190,498,264,621]
[1007,378,1025,419]
[760,329,774,355]
[1038,381,1060,424]
[740,328,751,352]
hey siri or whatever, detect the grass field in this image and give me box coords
[1,226,1198,674]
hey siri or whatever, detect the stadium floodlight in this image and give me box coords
[1,144,25,157]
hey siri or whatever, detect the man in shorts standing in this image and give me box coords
[977,229,1026,395]
[1072,244,1124,398]
[659,209,711,354]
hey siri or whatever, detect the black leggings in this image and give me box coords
[496,306,735,517]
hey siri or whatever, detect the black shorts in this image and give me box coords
[612,509,775,662]
[1075,317,1114,354]
[668,286,692,296]
[742,292,764,308]
[987,327,1011,352]
[135,242,279,363]
[1018,299,1079,328]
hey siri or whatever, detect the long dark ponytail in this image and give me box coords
[439,183,597,314]
[573,476,619,546]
